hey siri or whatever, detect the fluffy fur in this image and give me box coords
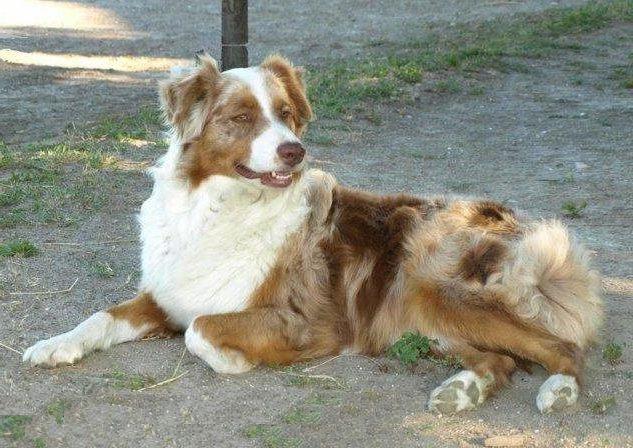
[23,55,603,414]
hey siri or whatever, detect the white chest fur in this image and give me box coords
[138,156,309,329]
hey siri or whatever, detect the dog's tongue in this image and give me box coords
[261,171,293,188]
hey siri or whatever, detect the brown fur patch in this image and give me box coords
[159,55,221,140]
[192,308,309,366]
[180,84,266,187]
[108,292,177,338]
[458,236,507,284]
[469,201,519,234]
[407,279,582,378]
[261,54,313,135]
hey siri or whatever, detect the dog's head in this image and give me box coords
[159,54,313,189]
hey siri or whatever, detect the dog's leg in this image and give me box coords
[185,308,307,374]
[414,282,583,413]
[427,341,516,414]
[23,292,175,367]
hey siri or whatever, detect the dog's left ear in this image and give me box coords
[261,55,313,136]
[159,54,221,141]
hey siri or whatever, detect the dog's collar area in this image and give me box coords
[234,163,294,188]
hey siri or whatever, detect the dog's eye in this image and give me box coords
[231,113,250,123]
[280,108,292,119]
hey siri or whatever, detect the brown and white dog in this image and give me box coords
[23,55,603,414]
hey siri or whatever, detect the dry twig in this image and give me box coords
[0,341,23,355]
[10,278,79,296]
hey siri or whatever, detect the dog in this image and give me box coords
[22,54,603,414]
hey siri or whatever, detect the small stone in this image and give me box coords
[484,434,526,447]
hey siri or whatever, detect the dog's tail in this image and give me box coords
[497,220,603,348]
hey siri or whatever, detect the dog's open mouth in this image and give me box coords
[234,164,294,188]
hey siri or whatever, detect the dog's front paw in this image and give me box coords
[536,374,578,413]
[22,335,84,367]
[185,323,253,374]
[428,370,493,414]
[303,169,336,225]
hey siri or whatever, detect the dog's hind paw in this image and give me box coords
[536,374,578,413]
[427,370,493,414]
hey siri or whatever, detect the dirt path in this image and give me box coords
[1,1,632,447]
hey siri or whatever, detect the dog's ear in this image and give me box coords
[159,54,220,140]
[261,54,313,136]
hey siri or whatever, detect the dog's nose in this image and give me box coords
[277,142,305,167]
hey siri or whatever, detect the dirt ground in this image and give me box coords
[1,1,632,447]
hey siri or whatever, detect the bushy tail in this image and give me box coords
[498,220,603,348]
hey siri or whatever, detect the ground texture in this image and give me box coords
[1,1,632,447]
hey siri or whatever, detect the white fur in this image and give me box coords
[428,370,494,414]
[497,220,603,348]
[185,323,254,374]
[224,67,300,172]
[139,136,311,329]
[536,374,579,413]
[23,312,144,367]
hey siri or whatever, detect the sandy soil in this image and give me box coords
[1,1,632,447]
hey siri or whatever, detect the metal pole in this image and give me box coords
[221,0,248,70]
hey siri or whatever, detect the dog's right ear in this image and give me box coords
[159,54,220,140]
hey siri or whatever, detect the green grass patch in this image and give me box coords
[243,424,302,448]
[0,211,29,229]
[591,396,616,414]
[90,106,162,141]
[0,137,148,228]
[0,185,25,207]
[387,332,432,365]
[0,142,14,169]
[0,415,32,440]
[432,78,462,94]
[283,408,321,425]
[304,393,343,406]
[561,200,588,218]
[107,370,155,390]
[91,261,116,278]
[603,342,623,364]
[307,1,633,118]
[387,332,461,368]
[46,400,70,425]
[469,85,486,96]
[0,240,38,257]
[610,63,633,88]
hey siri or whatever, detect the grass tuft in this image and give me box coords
[91,261,116,278]
[432,78,462,94]
[561,200,588,218]
[107,370,156,390]
[387,332,432,365]
[46,400,70,425]
[0,415,32,440]
[283,408,321,425]
[591,396,617,414]
[603,342,623,364]
[0,240,38,257]
[243,424,302,448]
